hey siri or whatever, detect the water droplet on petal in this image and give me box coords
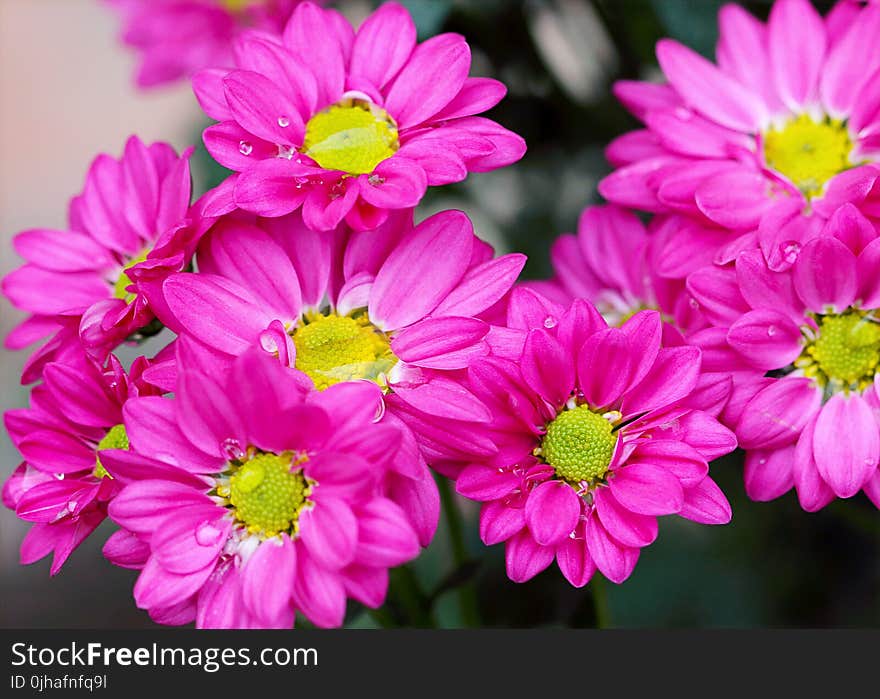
[278,116,290,128]
[543,315,557,329]
[239,140,253,156]
[767,325,777,337]
[196,520,225,547]
[689,298,700,310]
[782,241,801,264]
[222,438,244,460]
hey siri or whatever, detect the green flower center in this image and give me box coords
[797,311,880,393]
[302,97,399,175]
[112,249,149,302]
[763,115,855,199]
[93,424,128,479]
[226,452,310,538]
[291,311,397,391]
[540,406,617,484]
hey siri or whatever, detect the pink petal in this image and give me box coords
[577,327,636,409]
[768,0,827,112]
[793,237,858,314]
[479,500,526,546]
[584,515,639,584]
[609,463,684,516]
[594,489,658,548]
[354,497,420,567]
[679,477,732,524]
[300,497,357,570]
[291,546,346,628]
[392,378,491,422]
[456,464,520,502]
[357,156,427,209]
[504,529,555,583]
[223,70,304,145]
[525,480,580,546]
[521,329,574,407]
[431,253,526,318]
[727,309,803,370]
[350,2,416,89]
[283,3,345,107]
[736,377,821,449]
[813,393,879,498]
[391,316,488,368]
[621,346,701,416]
[744,446,795,501]
[555,534,597,588]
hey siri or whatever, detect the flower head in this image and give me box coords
[441,291,735,586]
[105,348,423,628]
[2,136,199,370]
[3,349,159,574]
[195,1,526,230]
[106,0,309,88]
[601,0,880,274]
[688,203,880,510]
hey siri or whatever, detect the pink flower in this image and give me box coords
[106,0,309,88]
[3,349,160,574]
[434,290,735,586]
[526,204,706,334]
[687,203,880,511]
[601,0,880,274]
[159,208,525,427]
[104,348,423,628]
[2,136,199,370]
[195,1,526,231]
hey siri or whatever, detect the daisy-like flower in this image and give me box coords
[106,0,309,88]
[1,136,199,369]
[687,204,880,511]
[600,0,880,272]
[195,1,526,231]
[160,208,525,426]
[103,348,422,628]
[526,204,706,334]
[441,290,734,586]
[2,350,159,574]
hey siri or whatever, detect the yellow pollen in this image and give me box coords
[93,424,128,479]
[540,406,618,484]
[302,98,399,175]
[227,451,310,538]
[291,311,397,391]
[220,0,253,11]
[763,114,855,199]
[113,249,149,303]
[796,311,880,393]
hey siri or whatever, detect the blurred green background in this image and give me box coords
[1,0,876,628]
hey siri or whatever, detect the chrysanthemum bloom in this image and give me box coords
[2,350,159,574]
[106,0,309,88]
[1,136,199,369]
[103,348,422,628]
[161,208,525,424]
[195,1,526,230]
[526,204,706,334]
[687,204,880,510]
[600,0,880,272]
[443,291,734,586]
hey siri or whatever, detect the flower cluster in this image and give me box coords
[2,0,875,629]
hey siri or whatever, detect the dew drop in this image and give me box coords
[221,438,244,460]
[782,240,801,264]
[689,298,700,310]
[239,140,253,156]
[196,521,225,547]
[278,116,290,128]
[767,325,777,337]
[543,315,557,329]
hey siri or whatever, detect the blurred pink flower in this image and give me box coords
[687,203,880,511]
[2,350,160,574]
[601,0,880,274]
[436,291,735,586]
[195,1,526,230]
[1,136,200,372]
[106,0,308,88]
[105,348,422,628]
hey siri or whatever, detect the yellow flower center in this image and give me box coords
[763,114,855,199]
[220,0,254,11]
[93,424,128,479]
[223,451,311,538]
[113,249,149,303]
[291,311,397,391]
[302,97,399,175]
[540,406,618,484]
[796,311,880,393]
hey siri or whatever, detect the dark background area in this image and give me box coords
[1,0,875,629]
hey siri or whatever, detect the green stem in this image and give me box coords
[591,576,612,629]
[437,476,481,627]
[389,566,435,628]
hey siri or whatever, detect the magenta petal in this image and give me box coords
[656,38,765,131]
[505,529,555,583]
[609,463,685,516]
[506,287,565,331]
[577,327,635,409]
[695,170,775,230]
[391,316,488,366]
[283,3,346,108]
[133,557,215,612]
[744,446,795,501]
[813,393,879,498]
[103,529,150,570]
[300,496,357,570]
[521,329,574,407]
[621,346,701,416]
[354,497,420,568]
[241,536,296,626]
[594,489,658,548]
[391,378,491,423]
[234,158,309,217]
[792,414,833,511]
[456,464,520,502]
[432,253,526,318]
[736,377,821,450]
[793,237,858,313]
[108,481,213,537]
[679,477,732,524]
[627,440,708,487]
[768,0,827,112]
[555,535,597,588]
[727,309,802,370]
[525,480,580,547]
[291,546,346,629]
[618,310,662,388]
[369,210,471,329]
[358,157,427,209]
[479,500,526,546]
[152,508,230,575]
[584,515,639,584]
[223,70,304,146]
[350,2,416,89]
